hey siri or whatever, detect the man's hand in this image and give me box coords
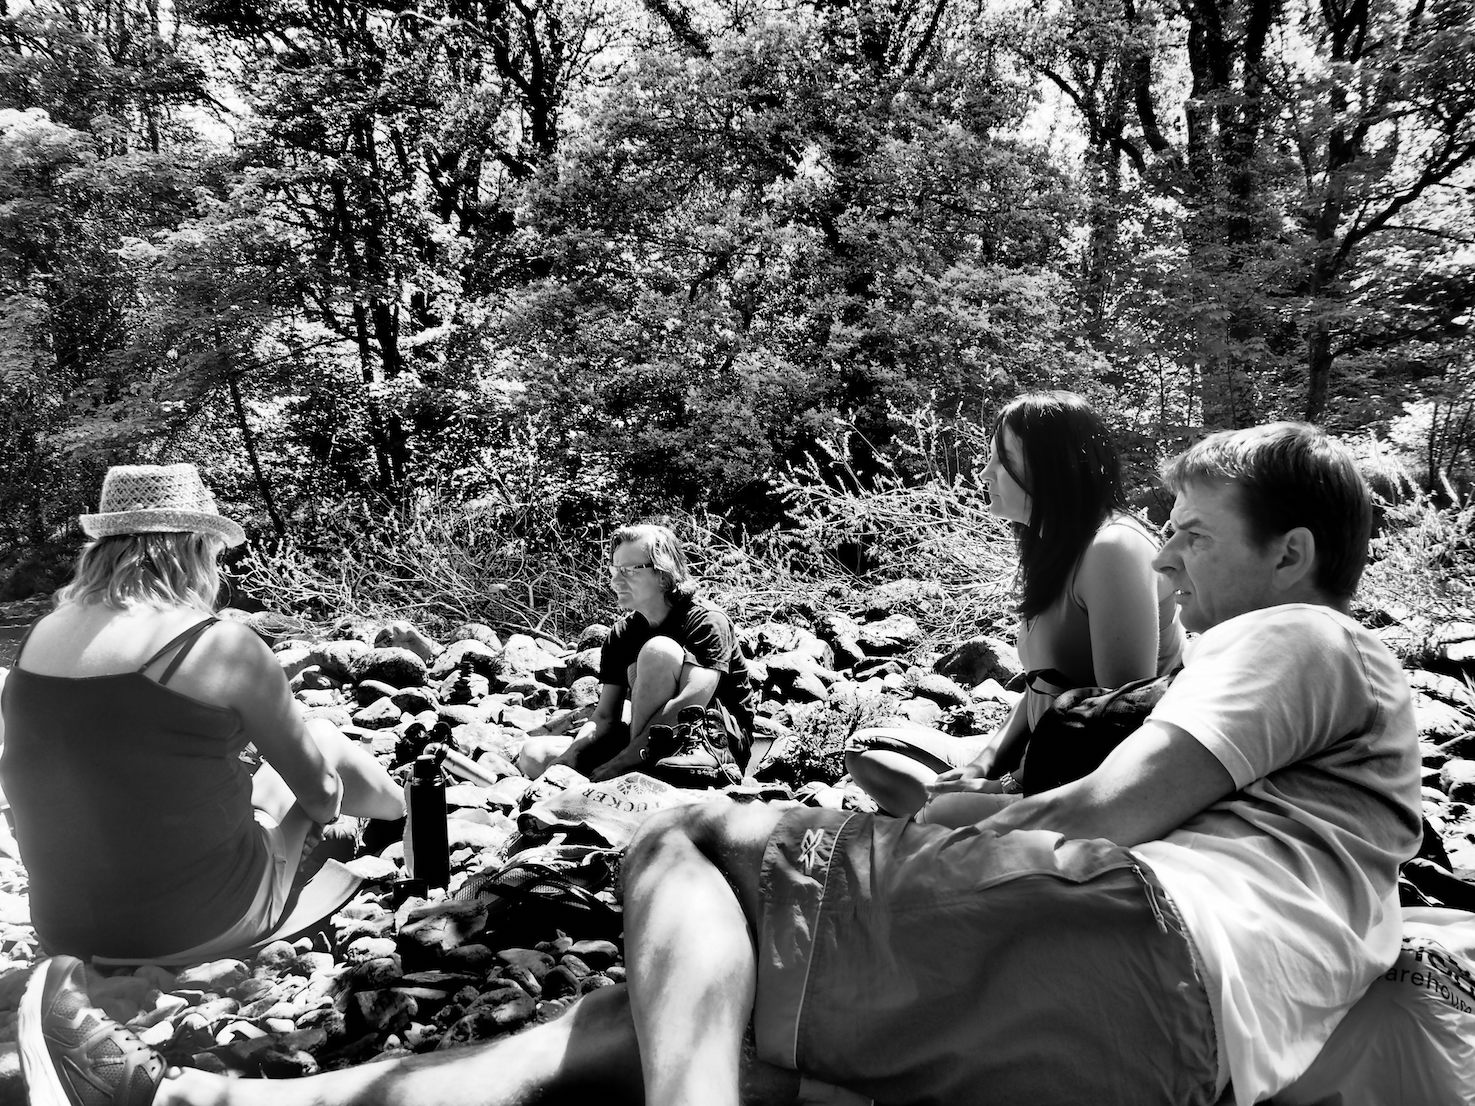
[927,763,1008,797]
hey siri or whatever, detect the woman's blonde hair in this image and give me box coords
[56,532,224,611]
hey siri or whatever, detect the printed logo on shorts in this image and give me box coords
[797,827,827,874]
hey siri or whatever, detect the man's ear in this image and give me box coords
[1273,526,1318,591]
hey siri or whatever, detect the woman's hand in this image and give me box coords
[926,762,1008,797]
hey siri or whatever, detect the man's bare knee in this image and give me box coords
[632,636,684,681]
[627,800,784,920]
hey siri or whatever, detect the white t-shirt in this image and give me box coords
[1131,604,1422,1104]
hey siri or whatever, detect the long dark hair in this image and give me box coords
[994,391,1125,619]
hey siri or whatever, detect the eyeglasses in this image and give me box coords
[608,562,656,579]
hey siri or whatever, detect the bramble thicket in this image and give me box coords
[1,0,1472,632]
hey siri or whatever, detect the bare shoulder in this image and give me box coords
[1079,516,1157,573]
[194,618,278,671]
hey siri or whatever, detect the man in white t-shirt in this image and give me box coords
[20,423,1423,1106]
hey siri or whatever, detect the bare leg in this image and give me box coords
[844,748,936,817]
[307,717,405,820]
[845,727,991,818]
[915,791,1021,828]
[626,638,685,740]
[152,984,644,1106]
[623,799,788,1106]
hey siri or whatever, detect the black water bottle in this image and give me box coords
[403,753,450,889]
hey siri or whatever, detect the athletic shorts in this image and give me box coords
[753,809,1220,1106]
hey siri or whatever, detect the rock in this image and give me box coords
[449,623,503,650]
[567,939,619,969]
[428,640,505,683]
[500,678,557,709]
[354,679,399,706]
[566,648,601,684]
[745,623,833,667]
[440,669,492,705]
[398,899,490,960]
[497,948,555,980]
[310,640,372,680]
[1440,760,1475,803]
[355,989,418,1035]
[893,697,944,728]
[499,635,566,679]
[446,817,514,852]
[1440,733,1475,760]
[256,1047,320,1078]
[393,687,440,715]
[854,615,923,657]
[376,621,442,663]
[291,666,338,693]
[539,965,581,999]
[353,697,407,729]
[566,675,601,708]
[345,936,399,962]
[906,670,970,708]
[176,959,249,993]
[813,611,862,643]
[495,704,548,733]
[253,940,300,976]
[933,635,1021,686]
[1414,693,1475,743]
[274,646,317,681]
[577,625,611,650]
[351,648,429,688]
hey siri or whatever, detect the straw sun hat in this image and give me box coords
[79,463,246,548]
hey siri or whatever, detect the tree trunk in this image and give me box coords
[227,371,288,542]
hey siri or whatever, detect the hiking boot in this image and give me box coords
[640,724,681,765]
[20,956,167,1106]
[651,707,742,788]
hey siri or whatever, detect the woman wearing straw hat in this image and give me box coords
[0,464,405,962]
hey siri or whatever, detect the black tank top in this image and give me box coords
[0,617,267,959]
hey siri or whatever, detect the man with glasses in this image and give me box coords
[521,523,755,785]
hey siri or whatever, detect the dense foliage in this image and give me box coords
[1,0,1472,595]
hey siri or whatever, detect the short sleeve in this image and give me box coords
[1148,607,1382,789]
[599,617,640,686]
[678,603,735,673]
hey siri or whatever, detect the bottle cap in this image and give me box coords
[412,754,441,782]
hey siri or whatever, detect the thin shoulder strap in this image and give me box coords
[140,618,220,686]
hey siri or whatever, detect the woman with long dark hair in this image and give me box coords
[847,391,1183,822]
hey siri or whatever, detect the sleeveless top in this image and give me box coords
[0,618,268,959]
[1015,514,1184,731]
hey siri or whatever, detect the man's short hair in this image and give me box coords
[1161,422,1373,600]
[611,523,698,601]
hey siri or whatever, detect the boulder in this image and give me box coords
[427,640,504,683]
[376,621,442,663]
[499,635,566,679]
[933,635,1021,687]
[351,648,429,688]
[905,670,970,708]
[577,625,611,650]
[352,697,406,730]
[854,615,923,657]
[448,623,503,650]
[309,640,372,681]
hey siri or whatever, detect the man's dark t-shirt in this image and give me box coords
[599,595,756,740]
